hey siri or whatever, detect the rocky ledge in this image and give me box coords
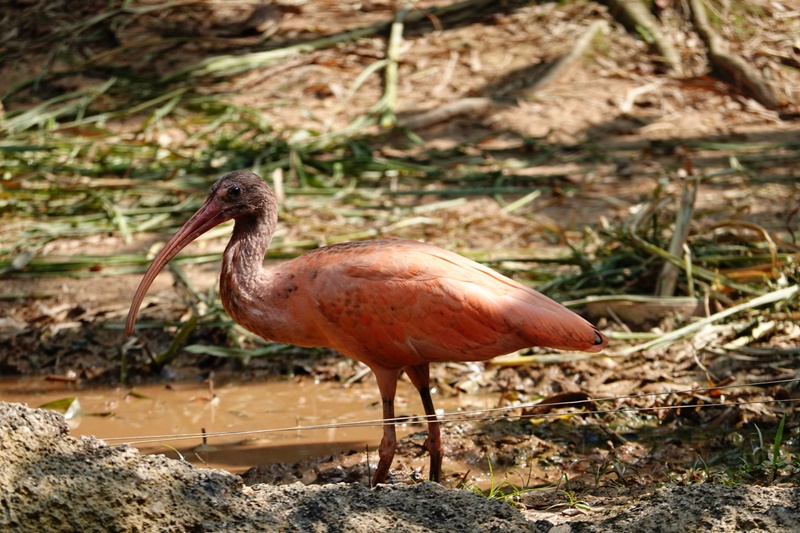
[1,402,797,532]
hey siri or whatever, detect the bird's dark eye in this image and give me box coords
[228,185,241,199]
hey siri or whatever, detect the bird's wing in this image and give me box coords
[297,239,602,368]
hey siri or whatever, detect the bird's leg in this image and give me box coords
[370,366,402,486]
[404,362,442,483]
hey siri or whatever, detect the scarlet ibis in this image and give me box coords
[125,170,607,484]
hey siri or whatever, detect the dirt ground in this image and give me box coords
[2,0,799,513]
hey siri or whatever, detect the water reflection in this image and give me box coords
[0,376,479,475]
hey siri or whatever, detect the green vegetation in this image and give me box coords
[462,459,539,508]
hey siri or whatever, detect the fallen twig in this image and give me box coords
[398,97,494,130]
[598,0,683,74]
[688,0,780,110]
[525,19,609,93]
[376,4,409,128]
[658,174,699,297]
[620,284,799,356]
[167,0,496,81]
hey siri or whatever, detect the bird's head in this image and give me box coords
[124,170,276,336]
[206,170,277,222]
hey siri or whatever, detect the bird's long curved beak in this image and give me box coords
[125,195,230,336]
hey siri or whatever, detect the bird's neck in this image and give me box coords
[219,208,277,330]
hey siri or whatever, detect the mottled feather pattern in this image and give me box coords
[274,238,603,368]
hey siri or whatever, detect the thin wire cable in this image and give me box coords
[100,376,799,446]
[112,397,799,447]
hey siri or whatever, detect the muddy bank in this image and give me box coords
[1,402,798,533]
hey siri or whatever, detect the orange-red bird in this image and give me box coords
[125,170,607,484]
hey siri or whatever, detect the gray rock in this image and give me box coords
[2,402,798,533]
[527,484,800,533]
[0,402,532,532]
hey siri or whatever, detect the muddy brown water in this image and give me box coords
[0,376,499,485]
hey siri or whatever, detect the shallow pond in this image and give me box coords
[0,376,499,484]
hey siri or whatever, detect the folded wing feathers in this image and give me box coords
[302,242,599,362]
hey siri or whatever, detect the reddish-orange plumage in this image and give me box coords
[126,170,607,484]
